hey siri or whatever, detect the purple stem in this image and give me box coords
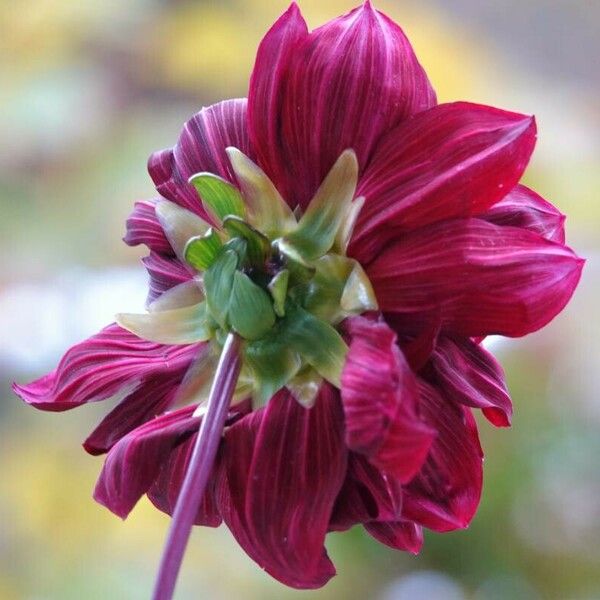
[152,333,242,600]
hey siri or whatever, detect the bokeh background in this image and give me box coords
[1,0,598,598]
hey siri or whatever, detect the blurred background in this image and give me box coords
[0,0,598,598]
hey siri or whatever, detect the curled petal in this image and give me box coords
[365,520,423,554]
[148,99,251,218]
[218,385,347,589]
[480,184,566,243]
[142,251,193,305]
[250,2,435,209]
[329,454,402,532]
[403,381,483,532]
[351,103,536,262]
[341,317,434,483]
[12,323,198,411]
[428,335,512,427]
[124,199,171,254]
[369,218,583,338]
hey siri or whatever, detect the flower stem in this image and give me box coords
[152,333,242,600]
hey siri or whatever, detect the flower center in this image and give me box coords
[118,148,377,409]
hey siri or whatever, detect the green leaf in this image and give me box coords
[229,271,276,340]
[155,200,210,262]
[244,338,301,407]
[282,150,358,260]
[268,269,289,317]
[287,366,322,408]
[116,302,212,345]
[279,302,348,387]
[189,172,246,224]
[222,216,271,267]
[226,147,296,237]
[203,249,238,328]
[184,228,223,271]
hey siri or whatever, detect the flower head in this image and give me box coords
[14,1,583,593]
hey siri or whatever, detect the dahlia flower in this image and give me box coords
[14,2,583,598]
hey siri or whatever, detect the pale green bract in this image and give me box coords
[118,148,377,409]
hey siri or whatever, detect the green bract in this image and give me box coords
[119,148,378,408]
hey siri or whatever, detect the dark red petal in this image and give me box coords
[123,199,172,254]
[350,102,536,263]
[369,218,583,338]
[480,184,566,243]
[218,385,347,589]
[94,405,200,518]
[403,381,483,532]
[365,520,423,554]
[247,3,308,201]
[428,335,512,427]
[12,323,198,411]
[83,374,180,455]
[148,99,252,217]
[341,317,434,483]
[253,2,435,210]
[142,251,193,305]
[329,454,402,532]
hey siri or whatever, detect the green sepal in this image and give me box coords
[203,249,238,328]
[189,172,246,224]
[226,147,296,238]
[279,301,348,387]
[184,228,223,271]
[281,150,358,261]
[268,269,289,317]
[223,216,271,267]
[244,338,301,408]
[341,261,378,313]
[229,271,276,340]
[287,366,322,408]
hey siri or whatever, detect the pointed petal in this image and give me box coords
[428,335,512,427]
[123,199,171,254]
[83,374,180,455]
[480,184,566,243]
[257,3,435,209]
[365,520,423,554]
[148,99,252,218]
[247,3,308,205]
[13,323,198,411]
[116,302,211,345]
[341,317,434,483]
[94,405,200,518]
[218,385,347,589]
[329,454,402,532]
[369,218,584,338]
[403,381,483,532]
[142,251,193,305]
[351,103,536,262]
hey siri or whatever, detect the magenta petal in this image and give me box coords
[94,405,200,518]
[480,184,566,243]
[369,218,584,338]
[83,375,180,455]
[403,381,483,532]
[218,385,347,589]
[341,317,434,483]
[148,99,252,217]
[248,3,308,201]
[13,323,198,412]
[253,2,435,209]
[329,454,402,532]
[351,102,536,262]
[365,520,423,554]
[124,199,172,254]
[428,335,512,427]
[142,251,193,305]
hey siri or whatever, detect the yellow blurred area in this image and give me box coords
[1,0,598,598]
